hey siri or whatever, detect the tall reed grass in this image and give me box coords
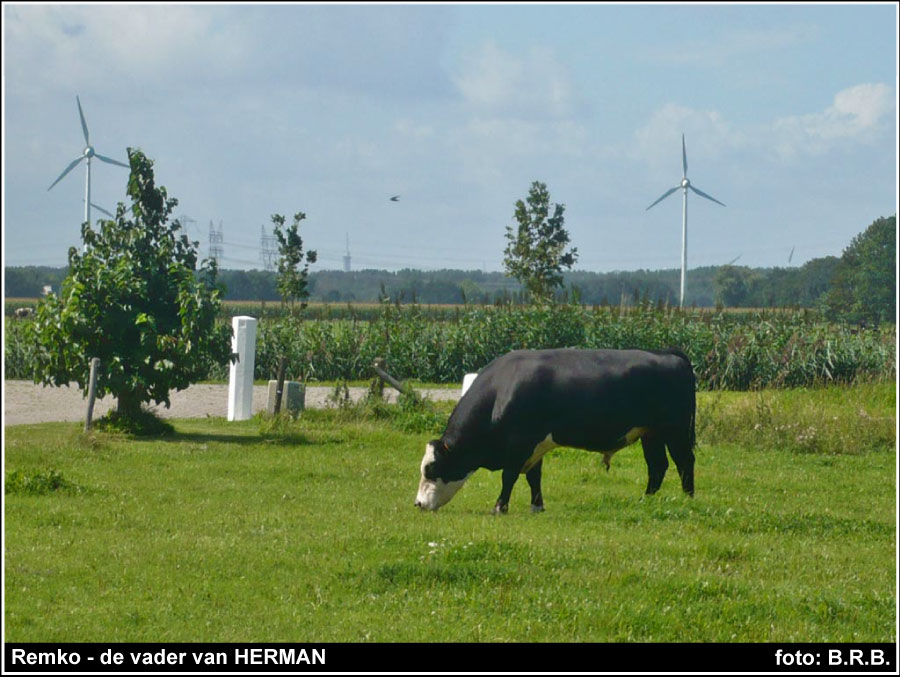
[241,304,894,389]
[6,304,894,390]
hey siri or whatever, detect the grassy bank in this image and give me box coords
[4,384,895,643]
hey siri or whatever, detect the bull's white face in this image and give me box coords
[415,442,470,511]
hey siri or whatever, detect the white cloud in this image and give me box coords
[633,82,895,171]
[394,119,435,139]
[439,41,594,187]
[4,5,453,100]
[452,41,582,119]
[4,5,247,92]
[633,103,742,173]
[654,25,817,66]
[772,83,895,157]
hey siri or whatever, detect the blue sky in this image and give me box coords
[3,3,897,274]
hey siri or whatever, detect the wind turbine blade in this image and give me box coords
[85,200,114,217]
[727,255,741,265]
[646,186,680,211]
[76,95,90,145]
[682,133,687,177]
[689,184,725,207]
[788,246,795,263]
[95,153,130,169]
[48,156,84,191]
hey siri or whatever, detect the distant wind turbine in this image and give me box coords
[48,95,129,234]
[727,254,741,265]
[788,246,795,264]
[646,133,725,308]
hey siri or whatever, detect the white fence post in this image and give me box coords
[228,316,258,421]
[461,373,479,397]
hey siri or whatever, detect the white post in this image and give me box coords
[461,373,479,397]
[228,316,258,421]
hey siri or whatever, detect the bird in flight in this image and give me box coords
[390,195,400,202]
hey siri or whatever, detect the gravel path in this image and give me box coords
[3,380,461,426]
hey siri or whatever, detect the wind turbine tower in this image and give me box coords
[48,96,129,235]
[646,134,725,308]
[343,233,352,272]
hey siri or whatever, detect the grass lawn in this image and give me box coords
[4,385,896,643]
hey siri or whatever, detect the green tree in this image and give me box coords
[796,256,839,306]
[503,181,578,303]
[272,212,317,314]
[29,149,234,422]
[825,215,896,325]
[713,265,749,307]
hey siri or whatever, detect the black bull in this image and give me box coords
[415,348,696,513]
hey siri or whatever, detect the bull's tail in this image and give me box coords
[666,347,697,496]
[662,347,697,452]
[688,379,696,453]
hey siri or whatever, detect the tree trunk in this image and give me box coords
[117,389,144,420]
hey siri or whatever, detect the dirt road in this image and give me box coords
[3,380,460,426]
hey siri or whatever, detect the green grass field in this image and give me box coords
[4,385,896,643]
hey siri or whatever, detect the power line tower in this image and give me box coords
[178,214,197,242]
[260,224,277,270]
[208,220,224,265]
[343,233,352,272]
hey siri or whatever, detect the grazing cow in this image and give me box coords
[14,307,34,319]
[415,348,696,513]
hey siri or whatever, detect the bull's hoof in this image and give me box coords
[492,502,508,515]
[531,504,545,514]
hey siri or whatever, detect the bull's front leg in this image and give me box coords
[493,466,520,514]
[526,460,545,513]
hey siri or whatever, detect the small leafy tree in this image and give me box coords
[503,181,578,303]
[30,148,234,423]
[272,212,317,314]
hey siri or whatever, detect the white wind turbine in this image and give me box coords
[646,133,725,308]
[48,96,129,234]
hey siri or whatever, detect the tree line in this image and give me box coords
[3,261,840,307]
[8,222,893,324]
[5,169,893,325]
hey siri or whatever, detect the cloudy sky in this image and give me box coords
[3,3,897,273]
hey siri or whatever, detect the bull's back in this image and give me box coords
[484,349,693,450]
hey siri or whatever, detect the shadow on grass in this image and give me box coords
[155,430,345,447]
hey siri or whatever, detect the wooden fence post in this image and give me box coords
[84,357,100,432]
[274,356,286,414]
[372,357,412,396]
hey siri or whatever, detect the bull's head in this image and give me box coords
[414,439,471,511]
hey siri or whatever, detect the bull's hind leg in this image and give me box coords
[526,460,544,513]
[666,432,695,497]
[641,434,668,495]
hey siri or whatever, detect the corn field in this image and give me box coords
[6,304,894,390]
